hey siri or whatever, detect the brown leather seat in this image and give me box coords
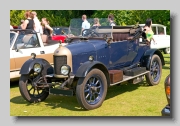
[22,34,33,43]
[112,33,130,42]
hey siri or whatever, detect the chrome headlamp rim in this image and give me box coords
[60,65,71,76]
[33,63,42,73]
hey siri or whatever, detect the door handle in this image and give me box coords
[40,51,45,54]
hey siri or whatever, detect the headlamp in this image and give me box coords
[60,65,71,76]
[33,63,42,73]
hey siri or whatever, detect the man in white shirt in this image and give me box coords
[31,11,43,34]
[82,15,90,31]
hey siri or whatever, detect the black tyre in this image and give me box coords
[19,75,49,103]
[76,69,107,110]
[163,47,170,54]
[145,54,162,86]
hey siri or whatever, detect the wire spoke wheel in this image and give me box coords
[84,76,103,105]
[76,69,107,110]
[19,74,49,103]
[145,54,162,86]
[26,78,48,99]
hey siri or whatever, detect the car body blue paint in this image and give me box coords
[66,41,96,74]
[19,58,51,75]
[88,40,110,68]
[132,43,150,64]
[66,38,152,75]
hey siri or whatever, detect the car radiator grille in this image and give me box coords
[53,55,67,75]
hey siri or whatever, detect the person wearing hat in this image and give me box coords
[31,11,43,34]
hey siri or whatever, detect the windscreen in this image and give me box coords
[68,18,112,37]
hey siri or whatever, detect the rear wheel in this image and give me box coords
[163,47,170,54]
[76,69,107,110]
[145,54,162,86]
[19,74,49,103]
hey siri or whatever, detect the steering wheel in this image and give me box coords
[82,29,99,37]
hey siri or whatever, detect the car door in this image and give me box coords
[109,41,128,69]
[125,39,138,65]
[12,33,44,70]
[10,32,17,71]
[150,25,170,49]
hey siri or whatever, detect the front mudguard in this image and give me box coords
[75,61,110,86]
[140,49,165,70]
[19,58,53,76]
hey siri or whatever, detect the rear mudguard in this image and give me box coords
[140,49,165,70]
[75,61,110,86]
[19,58,53,76]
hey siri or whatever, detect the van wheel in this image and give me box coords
[163,47,170,54]
[76,69,107,110]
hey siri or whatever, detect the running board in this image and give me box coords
[110,71,149,86]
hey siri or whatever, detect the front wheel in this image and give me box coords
[145,54,162,86]
[76,69,107,110]
[19,74,49,103]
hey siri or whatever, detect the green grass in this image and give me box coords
[10,54,170,116]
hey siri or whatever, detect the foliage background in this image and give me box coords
[10,10,170,34]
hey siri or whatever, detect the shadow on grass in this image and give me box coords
[105,81,149,100]
[10,95,85,111]
[10,80,150,111]
[10,96,37,106]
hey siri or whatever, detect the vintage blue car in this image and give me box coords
[18,18,165,110]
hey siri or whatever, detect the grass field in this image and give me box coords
[10,54,170,116]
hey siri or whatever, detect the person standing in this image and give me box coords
[81,15,90,32]
[93,18,101,27]
[31,11,43,34]
[21,10,35,33]
[108,14,116,26]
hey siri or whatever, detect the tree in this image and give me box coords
[10,10,170,34]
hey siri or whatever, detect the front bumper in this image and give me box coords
[161,104,170,116]
[45,74,75,96]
